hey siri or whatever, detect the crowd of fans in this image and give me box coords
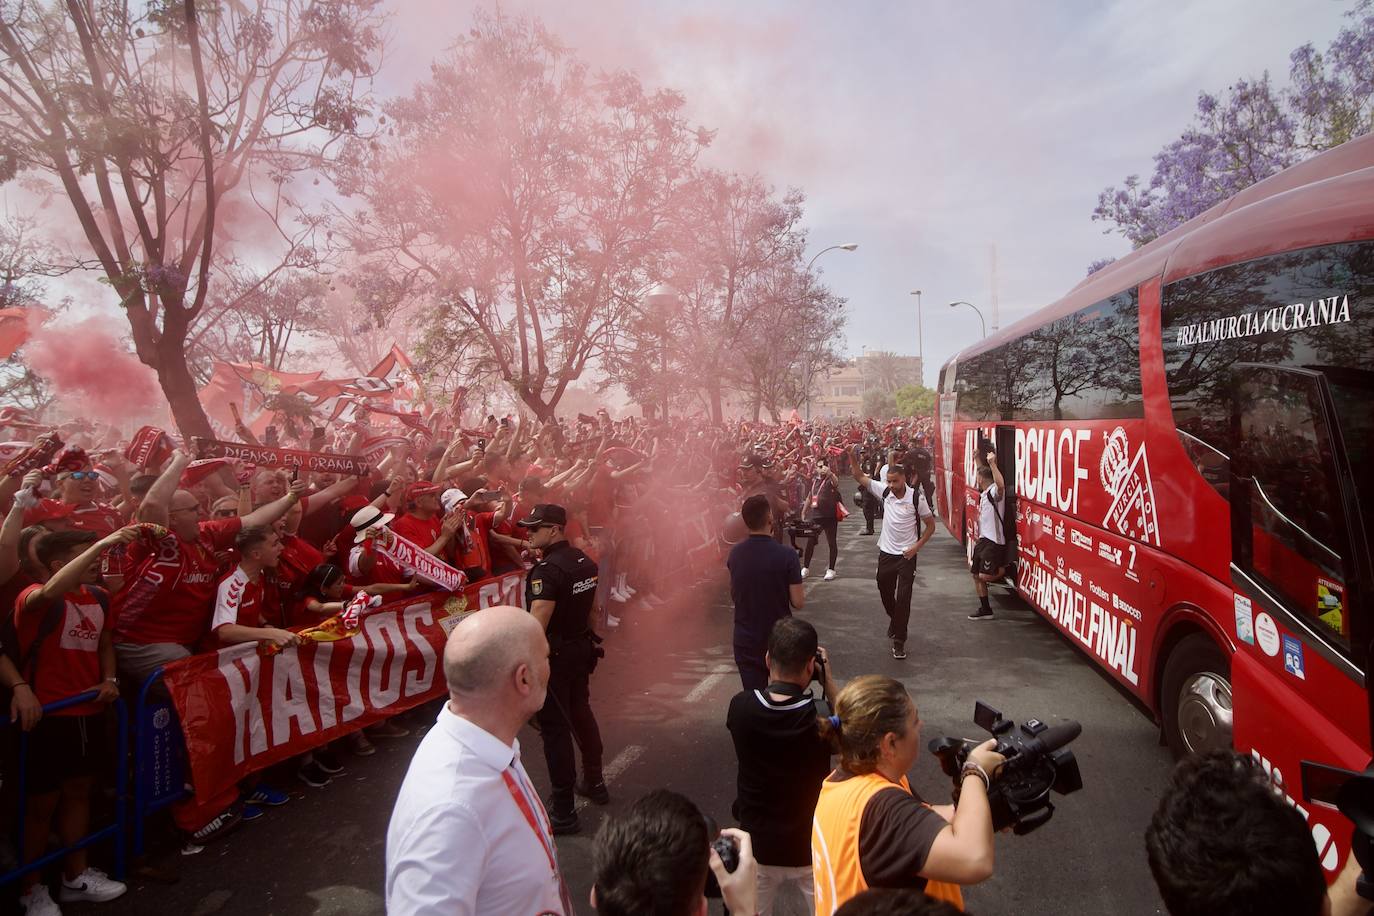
[7,404,1364,916]
[0,405,932,914]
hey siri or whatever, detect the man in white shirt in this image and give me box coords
[847,446,934,659]
[968,448,1008,621]
[386,605,572,915]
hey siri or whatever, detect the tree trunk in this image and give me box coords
[155,339,214,441]
[708,380,723,424]
[518,389,555,422]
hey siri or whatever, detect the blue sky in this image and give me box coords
[393,0,1358,386]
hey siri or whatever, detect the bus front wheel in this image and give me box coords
[1161,634,1233,759]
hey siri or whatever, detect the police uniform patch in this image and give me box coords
[531,578,543,596]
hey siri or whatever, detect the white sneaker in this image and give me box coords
[621,584,637,597]
[21,885,62,915]
[800,567,809,578]
[824,569,836,581]
[609,588,628,603]
[60,867,127,903]
[606,614,621,628]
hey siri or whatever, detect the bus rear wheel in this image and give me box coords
[1161,634,1233,759]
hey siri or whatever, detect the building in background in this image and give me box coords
[808,351,923,418]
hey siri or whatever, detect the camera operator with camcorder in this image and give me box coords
[812,675,1004,913]
[726,617,839,915]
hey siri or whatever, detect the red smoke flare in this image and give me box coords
[24,316,162,425]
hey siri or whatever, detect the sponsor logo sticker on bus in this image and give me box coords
[1233,593,1255,646]
[1254,612,1280,657]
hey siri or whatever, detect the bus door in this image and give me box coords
[1229,363,1374,869]
[995,425,1019,573]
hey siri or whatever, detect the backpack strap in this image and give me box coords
[983,485,1005,534]
[14,591,69,689]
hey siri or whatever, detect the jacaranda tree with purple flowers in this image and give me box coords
[1092,1,1374,252]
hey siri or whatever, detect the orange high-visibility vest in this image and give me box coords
[811,771,964,914]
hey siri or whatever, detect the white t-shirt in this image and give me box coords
[386,704,569,916]
[866,478,933,556]
[978,483,1005,546]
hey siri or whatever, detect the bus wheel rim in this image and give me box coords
[1178,671,1233,755]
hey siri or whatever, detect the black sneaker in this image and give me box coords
[298,761,333,788]
[314,750,345,775]
[187,804,243,847]
[860,530,875,536]
[576,780,610,805]
[548,809,581,836]
[891,642,907,660]
[968,607,995,621]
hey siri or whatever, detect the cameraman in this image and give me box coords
[726,617,837,914]
[812,675,1004,913]
[1146,750,1370,916]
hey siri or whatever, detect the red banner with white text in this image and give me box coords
[162,572,525,805]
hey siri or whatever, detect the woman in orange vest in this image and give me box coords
[811,675,1004,914]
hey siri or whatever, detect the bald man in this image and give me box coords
[109,450,303,847]
[386,606,574,916]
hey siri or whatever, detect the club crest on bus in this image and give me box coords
[1099,427,1160,547]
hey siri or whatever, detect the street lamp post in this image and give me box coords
[909,289,923,365]
[806,242,858,273]
[803,243,858,420]
[948,300,987,338]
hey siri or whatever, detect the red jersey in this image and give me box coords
[210,567,267,645]
[271,534,322,627]
[66,502,125,537]
[112,518,242,647]
[274,534,323,595]
[347,538,410,585]
[390,513,442,551]
[14,584,108,715]
[456,511,493,575]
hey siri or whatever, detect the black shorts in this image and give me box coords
[972,537,1005,577]
[21,713,108,794]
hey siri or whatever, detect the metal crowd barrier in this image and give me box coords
[0,691,129,887]
[131,668,189,859]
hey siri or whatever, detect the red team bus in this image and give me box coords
[934,133,1373,871]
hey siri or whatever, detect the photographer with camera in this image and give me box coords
[592,789,758,916]
[813,675,1004,913]
[726,617,837,914]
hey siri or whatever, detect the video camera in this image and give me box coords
[929,701,1083,835]
[784,512,822,555]
[1302,760,1374,900]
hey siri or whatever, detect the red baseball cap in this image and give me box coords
[405,481,442,502]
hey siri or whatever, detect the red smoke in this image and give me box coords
[25,315,162,426]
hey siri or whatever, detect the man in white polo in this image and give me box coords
[847,446,934,659]
[386,605,572,915]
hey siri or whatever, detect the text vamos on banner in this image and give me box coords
[162,573,524,804]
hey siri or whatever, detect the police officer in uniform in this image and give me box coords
[518,503,606,835]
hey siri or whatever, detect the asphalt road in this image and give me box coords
[92,512,1175,916]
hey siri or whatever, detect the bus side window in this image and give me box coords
[1234,367,1350,649]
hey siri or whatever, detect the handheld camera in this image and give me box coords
[929,701,1083,835]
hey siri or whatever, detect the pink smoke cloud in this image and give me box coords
[24,315,163,426]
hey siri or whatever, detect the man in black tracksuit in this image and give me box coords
[520,503,606,835]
